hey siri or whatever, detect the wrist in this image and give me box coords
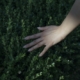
[60,14,79,37]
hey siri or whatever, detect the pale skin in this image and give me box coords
[23,0,80,57]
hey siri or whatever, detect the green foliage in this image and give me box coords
[0,0,80,80]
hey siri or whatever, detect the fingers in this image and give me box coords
[23,38,42,48]
[41,26,58,37]
[24,33,42,40]
[39,44,51,57]
[28,41,44,51]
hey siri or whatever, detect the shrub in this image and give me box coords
[1,0,80,80]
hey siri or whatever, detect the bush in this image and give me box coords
[0,0,80,80]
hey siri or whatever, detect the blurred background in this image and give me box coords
[0,0,80,80]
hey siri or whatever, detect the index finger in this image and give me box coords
[24,32,42,40]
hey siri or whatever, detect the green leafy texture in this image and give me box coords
[0,0,80,80]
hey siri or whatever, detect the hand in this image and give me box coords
[23,25,66,57]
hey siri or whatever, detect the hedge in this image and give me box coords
[0,0,80,80]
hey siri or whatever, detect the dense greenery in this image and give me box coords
[0,0,80,80]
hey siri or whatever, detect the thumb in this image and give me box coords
[39,45,50,57]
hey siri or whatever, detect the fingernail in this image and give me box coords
[39,54,42,57]
[23,38,26,40]
[23,46,26,48]
[28,49,31,52]
[23,37,29,40]
[37,27,41,29]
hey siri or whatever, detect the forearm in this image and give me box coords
[60,0,80,36]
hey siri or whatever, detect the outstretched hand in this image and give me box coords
[23,25,66,57]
